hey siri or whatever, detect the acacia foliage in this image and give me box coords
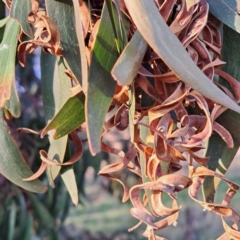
[1,0,240,239]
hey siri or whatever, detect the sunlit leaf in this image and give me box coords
[125,0,240,113]
[60,165,78,205]
[41,55,72,120]
[60,144,79,205]
[0,114,47,193]
[206,0,240,34]
[45,0,83,85]
[112,30,148,86]
[186,0,200,10]
[46,138,68,186]
[86,2,125,154]
[41,53,71,184]
[0,17,9,28]
[203,24,240,202]
[42,94,85,139]
[0,18,20,107]
[4,77,21,118]
[41,53,57,122]
[10,0,33,37]
[2,75,20,122]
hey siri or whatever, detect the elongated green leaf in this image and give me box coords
[41,53,70,184]
[42,94,85,139]
[72,0,88,91]
[60,191,71,223]
[203,25,240,202]
[86,3,124,155]
[0,18,20,107]
[203,135,239,202]
[4,78,21,118]
[22,215,33,240]
[27,193,54,228]
[125,0,240,113]
[60,144,78,205]
[10,0,33,37]
[217,25,240,145]
[113,0,129,47]
[46,137,67,185]
[7,201,16,240]
[49,229,59,240]
[13,187,28,239]
[41,53,57,122]
[105,0,122,52]
[112,30,147,86]
[60,166,78,205]
[42,55,71,120]
[55,188,69,223]
[206,0,240,34]
[45,0,82,85]
[0,17,21,118]
[0,17,9,28]
[0,117,47,193]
